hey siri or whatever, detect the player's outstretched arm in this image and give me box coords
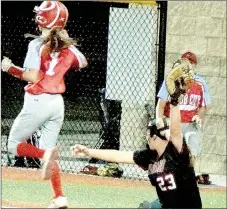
[156,98,167,119]
[1,57,43,83]
[169,104,183,153]
[165,58,193,153]
[71,144,135,164]
[156,81,169,119]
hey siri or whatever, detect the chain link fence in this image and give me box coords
[1,1,167,180]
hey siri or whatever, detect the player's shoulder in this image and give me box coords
[57,45,78,58]
[194,74,207,84]
[133,147,157,162]
[193,74,210,92]
[166,141,175,153]
[28,37,43,49]
[166,141,189,158]
[68,45,80,54]
[28,37,43,45]
[68,45,76,49]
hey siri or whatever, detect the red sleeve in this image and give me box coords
[71,55,80,70]
[68,45,87,70]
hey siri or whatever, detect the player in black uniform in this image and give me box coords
[71,104,202,208]
[71,62,202,208]
[134,117,202,208]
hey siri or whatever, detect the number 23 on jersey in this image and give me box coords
[156,174,177,191]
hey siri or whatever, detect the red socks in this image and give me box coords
[17,142,64,198]
[50,160,64,198]
[17,142,45,158]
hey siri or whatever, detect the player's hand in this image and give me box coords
[71,144,90,157]
[1,56,13,72]
[192,115,202,128]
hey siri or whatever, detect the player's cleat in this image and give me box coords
[41,147,58,180]
[47,196,68,209]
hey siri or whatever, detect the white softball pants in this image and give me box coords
[182,122,202,157]
[8,92,64,155]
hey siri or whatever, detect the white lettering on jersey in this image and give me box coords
[180,94,201,106]
[182,94,188,105]
[156,174,177,191]
[190,95,201,106]
[46,52,59,76]
[149,159,166,175]
[177,94,201,111]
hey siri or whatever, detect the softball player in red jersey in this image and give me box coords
[1,1,88,208]
[156,52,211,166]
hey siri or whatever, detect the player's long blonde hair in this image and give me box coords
[42,28,77,54]
[24,28,77,55]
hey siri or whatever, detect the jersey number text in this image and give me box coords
[46,53,59,76]
[156,174,177,191]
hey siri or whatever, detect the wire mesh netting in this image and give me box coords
[1,1,165,180]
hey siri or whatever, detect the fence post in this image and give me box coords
[155,1,168,106]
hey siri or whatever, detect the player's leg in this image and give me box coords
[41,119,68,208]
[7,107,52,159]
[151,199,162,209]
[26,132,42,169]
[138,199,162,208]
[185,124,211,185]
[37,95,67,208]
[38,115,64,180]
[183,123,201,166]
[7,93,58,177]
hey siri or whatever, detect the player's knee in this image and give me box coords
[151,199,162,209]
[52,160,60,173]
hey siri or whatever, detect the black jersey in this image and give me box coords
[133,141,202,208]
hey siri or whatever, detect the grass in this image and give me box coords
[2,179,226,208]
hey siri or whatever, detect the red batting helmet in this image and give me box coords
[181,51,197,65]
[34,1,69,29]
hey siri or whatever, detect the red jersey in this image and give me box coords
[164,81,206,123]
[25,44,86,94]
